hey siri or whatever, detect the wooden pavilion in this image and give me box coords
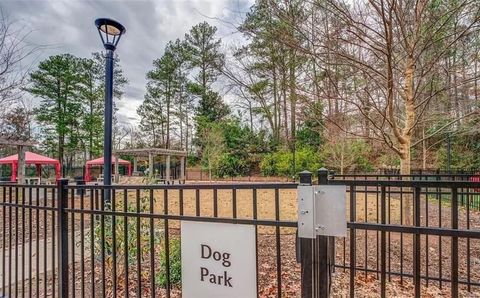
[113,148,187,183]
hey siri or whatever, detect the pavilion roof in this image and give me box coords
[114,148,187,157]
[0,151,59,165]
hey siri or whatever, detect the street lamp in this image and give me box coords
[95,18,126,202]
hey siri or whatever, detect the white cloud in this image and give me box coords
[3,0,254,122]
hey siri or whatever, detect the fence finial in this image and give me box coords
[299,170,312,185]
[318,168,328,185]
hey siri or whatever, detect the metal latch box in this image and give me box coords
[297,185,347,238]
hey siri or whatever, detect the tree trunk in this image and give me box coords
[166,80,171,149]
[272,65,279,143]
[340,140,345,175]
[281,59,289,145]
[249,101,253,131]
[208,159,212,181]
[17,146,26,184]
[400,52,415,225]
[422,126,427,170]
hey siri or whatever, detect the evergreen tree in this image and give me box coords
[184,22,230,122]
[28,54,84,170]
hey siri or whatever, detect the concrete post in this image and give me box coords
[166,155,171,182]
[17,145,26,184]
[148,153,154,178]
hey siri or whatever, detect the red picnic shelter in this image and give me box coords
[84,156,132,182]
[0,151,61,182]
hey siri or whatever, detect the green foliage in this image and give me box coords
[321,139,374,174]
[184,22,230,125]
[28,52,127,164]
[436,143,479,169]
[184,22,225,88]
[89,196,162,274]
[378,153,401,168]
[197,117,269,177]
[216,153,250,177]
[156,239,182,288]
[296,102,324,149]
[194,89,230,122]
[139,40,189,148]
[260,147,323,176]
[198,119,226,179]
[187,154,199,166]
[29,54,84,162]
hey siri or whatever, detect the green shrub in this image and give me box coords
[187,154,199,166]
[321,139,374,173]
[89,195,162,274]
[260,147,323,176]
[156,238,182,288]
[216,153,251,177]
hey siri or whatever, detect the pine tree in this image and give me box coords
[184,22,229,122]
[28,54,84,170]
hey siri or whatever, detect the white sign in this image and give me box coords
[181,221,257,298]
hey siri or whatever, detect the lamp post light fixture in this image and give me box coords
[95,18,126,203]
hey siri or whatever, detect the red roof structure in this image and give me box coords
[0,151,61,182]
[84,156,132,182]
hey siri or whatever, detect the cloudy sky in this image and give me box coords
[2,0,253,125]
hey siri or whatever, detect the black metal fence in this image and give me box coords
[0,181,298,297]
[328,175,480,297]
[1,174,480,297]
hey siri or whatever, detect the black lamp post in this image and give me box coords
[95,18,126,202]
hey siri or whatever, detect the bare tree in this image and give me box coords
[0,10,39,107]
[271,0,480,174]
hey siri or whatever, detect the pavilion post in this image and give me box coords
[11,162,17,182]
[133,157,138,172]
[166,155,171,183]
[36,164,42,177]
[36,164,42,183]
[17,146,26,184]
[148,152,154,179]
[114,156,119,183]
[180,156,185,182]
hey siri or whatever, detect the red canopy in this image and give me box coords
[84,156,132,182]
[0,151,61,182]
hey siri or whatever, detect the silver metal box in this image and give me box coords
[297,185,347,238]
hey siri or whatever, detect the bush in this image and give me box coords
[260,147,323,176]
[216,153,251,177]
[89,195,162,277]
[321,139,374,173]
[187,154,199,166]
[156,238,182,288]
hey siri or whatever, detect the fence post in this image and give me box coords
[57,178,69,298]
[317,168,331,298]
[298,170,314,298]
